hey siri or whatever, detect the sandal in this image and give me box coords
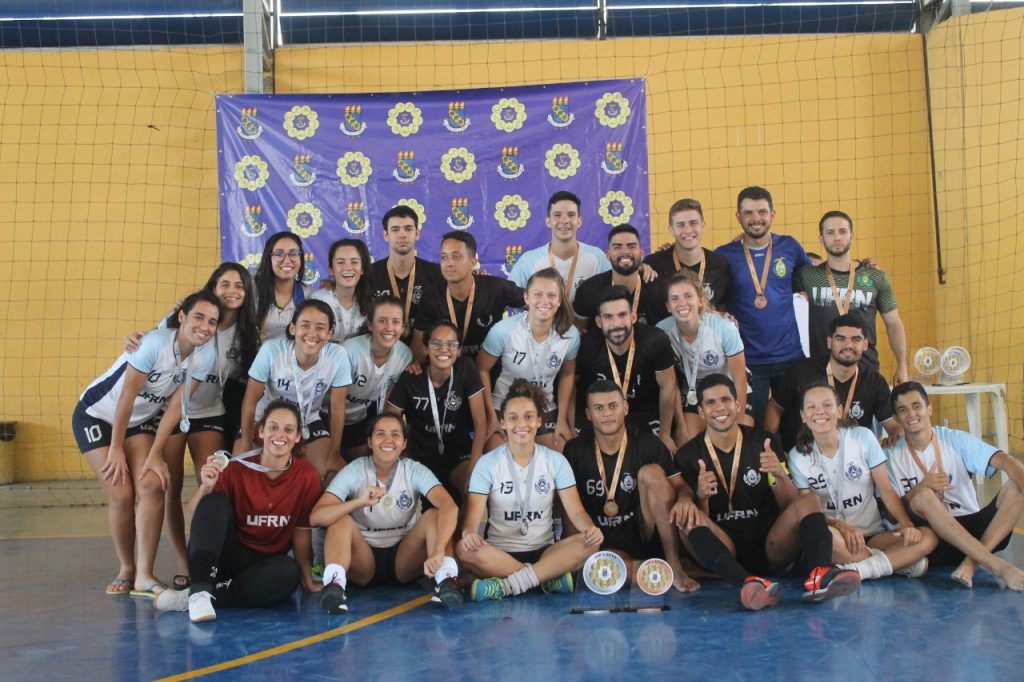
[129,582,167,599]
[106,577,133,596]
[173,574,191,590]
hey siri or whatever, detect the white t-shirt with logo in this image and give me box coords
[248,338,352,424]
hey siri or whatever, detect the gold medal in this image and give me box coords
[754,294,768,309]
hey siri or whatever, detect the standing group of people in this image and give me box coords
[73,186,1024,624]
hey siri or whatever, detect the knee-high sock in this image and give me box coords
[687,526,750,587]
[799,512,833,568]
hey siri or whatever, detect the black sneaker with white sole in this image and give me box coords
[431,577,464,607]
[320,582,348,614]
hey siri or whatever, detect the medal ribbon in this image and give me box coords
[678,320,708,399]
[549,243,579,296]
[594,432,628,511]
[704,429,743,512]
[742,239,773,306]
[234,447,292,473]
[814,430,848,520]
[826,363,860,418]
[504,445,538,529]
[426,371,453,454]
[290,342,317,431]
[525,317,554,392]
[672,249,707,284]
[446,278,476,343]
[606,337,636,395]
[825,261,857,315]
[387,259,417,326]
[907,431,944,478]
[174,334,195,426]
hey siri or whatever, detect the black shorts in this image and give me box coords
[170,415,226,436]
[304,418,331,443]
[910,497,1010,566]
[508,547,549,565]
[342,416,372,451]
[72,402,156,453]
[368,543,403,587]
[603,530,663,561]
[722,522,774,576]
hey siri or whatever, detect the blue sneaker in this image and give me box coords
[470,578,507,601]
[541,572,575,594]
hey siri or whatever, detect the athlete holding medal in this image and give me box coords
[155,401,323,623]
[788,384,936,582]
[658,268,750,446]
[458,380,603,601]
[313,413,463,612]
[73,291,220,598]
[478,267,580,452]
[238,300,352,481]
[387,321,488,501]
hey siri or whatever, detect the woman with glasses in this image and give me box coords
[387,321,488,501]
[254,231,313,342]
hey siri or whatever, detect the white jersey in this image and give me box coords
[885,426,998,516]
[81,328,216,427]
[310,288,365,343]
[468,444,576,552]
[342,335,413,424]
[482,312,580,411]
[248,338,352,425]
[259,283,314,342]
[325,456,440,548]
[185,324,247,418]
[789,427,888,535]
[508,242,610,302]
[656,313,744,387]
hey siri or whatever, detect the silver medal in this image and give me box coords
[180,417,191,433]
[686,389,697,406]
[302,426,310,440]
[382,494,395,509]
[211,451,231,471]
[520,519,529,536]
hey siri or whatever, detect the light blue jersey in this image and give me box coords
[248,338,352,425]
[657,313,743,389]
[508,242,610,302]
[482,312,580,411]
[80,328,216,426]
[310,288,365,343]
[342,335,412,424]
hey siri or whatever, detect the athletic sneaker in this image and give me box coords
[188,591,217,623]
[802,566,861,603]
[897,557,929,579]
[470,578,507,601]
[432,577,464,607]
[311,563,325,583]
[740,576,781,611]
[155,588,189,613]
[541,572,575,595]
[320,582,348,614]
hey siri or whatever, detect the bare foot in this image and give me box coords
[992,562,1024,591]
[951,560,976,588]
[674,571,700,593]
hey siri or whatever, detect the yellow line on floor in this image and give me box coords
[156,593,433,681]
[1015,526,1024,537]
[0,532,109,541]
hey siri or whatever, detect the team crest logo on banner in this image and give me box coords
[544,143,580,180]
[498,146,524,179]
[491,97,527,132]
[236,107,262,140]
[241,205,266,237]
[502,245,523,277]
[548,96,574,128]
[595,91,631,128]
[444,101,470,133]
[601,142,627,175]
[240,253,261,274]
[344,201,369,235]
[289,154,317,187]
[340,104,366,137]
[598,191,635,227]
[283,105,319,140]
[393,151,420,183]
[302,254,320,287]
[447,198,474,231]
[287,202,322,239]
[773,257,788,278]
[495,195,530,232]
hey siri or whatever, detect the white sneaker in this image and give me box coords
[188,591,217,623]
[155,589,189,613]
[897,557,929,579]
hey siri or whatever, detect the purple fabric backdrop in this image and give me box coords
[216,78,649,282]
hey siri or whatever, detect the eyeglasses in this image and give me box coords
[428,340,460,350]
[271,250,302,261]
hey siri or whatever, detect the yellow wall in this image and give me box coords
[927,9,1024,449]
[2,33,939,481]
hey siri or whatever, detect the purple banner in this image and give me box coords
[216,79,649,281]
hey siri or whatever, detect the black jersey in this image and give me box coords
[387,357,483,475]
[574,323,675,435]
[564,427,678,556]
[370,256,444,342]
[643,247,733,311]
[572,272,669,328]
[675,425,782,531]
[413,275,524,359]
[772,357,892,452]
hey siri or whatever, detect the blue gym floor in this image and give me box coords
[2,503,1023,681]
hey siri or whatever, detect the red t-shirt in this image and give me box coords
[214,456,322,555]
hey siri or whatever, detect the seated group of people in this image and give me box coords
[71,187,1024,626]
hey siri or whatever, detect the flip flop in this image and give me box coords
[130,582,167,599]
[106,577,133,596]
[173,575,191,590]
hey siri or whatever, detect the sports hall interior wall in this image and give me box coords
[5,12,1018,481]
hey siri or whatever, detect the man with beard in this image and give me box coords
[563,380,698,592]
[672,374,861,609]
[507,190,611,304]
[370,205,443,343]
[573,287,677,453]
[764,314,899,452]
[715,186,811,426]
[573,224,669,331]
[795,211,909,384]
